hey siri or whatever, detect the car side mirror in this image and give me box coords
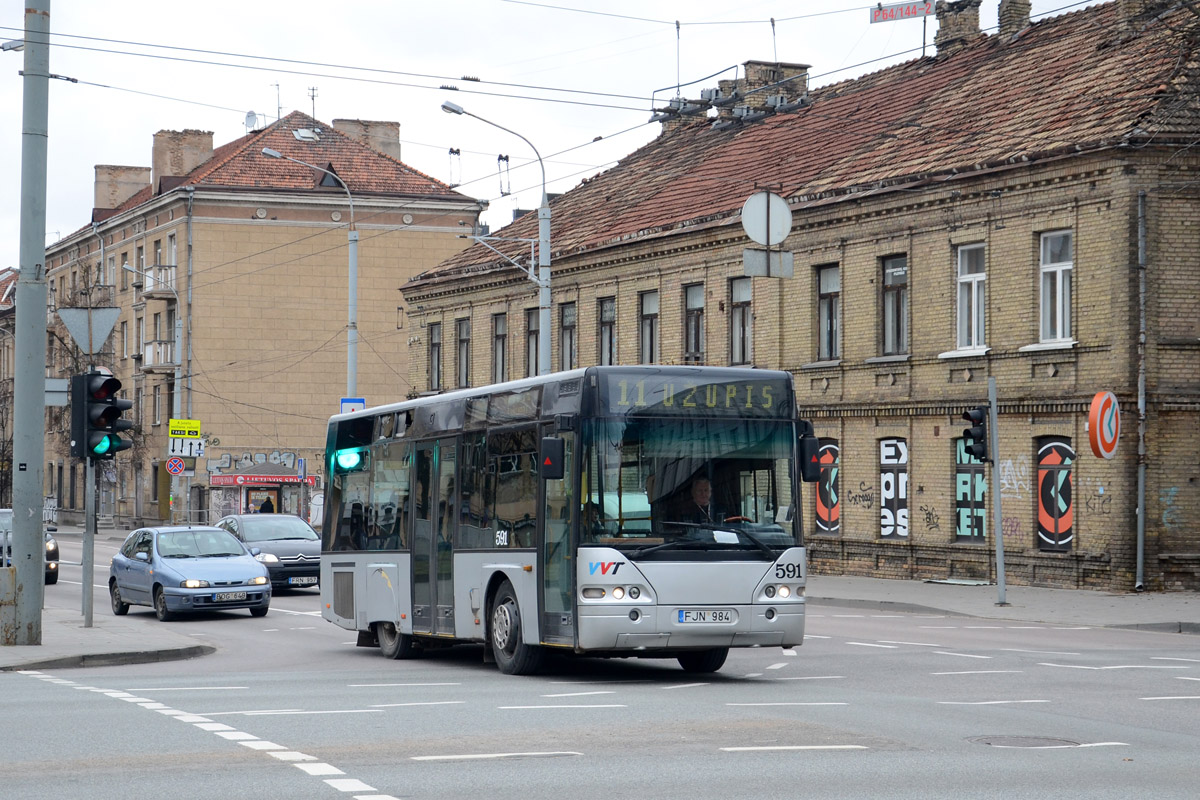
[135,552,150,562]
[45,525,57,532]
[249,547,261,556]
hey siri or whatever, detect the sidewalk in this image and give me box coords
[3,573,1196,672]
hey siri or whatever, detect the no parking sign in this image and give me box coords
[166,457,186,475]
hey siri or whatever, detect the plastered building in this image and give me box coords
[38,112,481,526]
[403,0,1200,591]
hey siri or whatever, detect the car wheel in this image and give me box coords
[676,647,729,673]
[45,571,58,585]
[153,587,173,621]
[378,621,417,659]
[250,606,269,618]
[490,580,543,675]
[110,581,129,616]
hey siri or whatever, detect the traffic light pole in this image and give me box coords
[83,458,95,627]
[988,376,1007,606]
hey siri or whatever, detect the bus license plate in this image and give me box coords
[214,591,247,602]
[678,608,735,624]
[288,577,318,586]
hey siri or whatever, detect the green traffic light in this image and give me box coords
[92,436,111,455]
[335,449,363,471]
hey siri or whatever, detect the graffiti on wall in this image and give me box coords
[879,438,908,539]
[998,454,1031,500]
[955,437,987,541]
[815,441,840,534]
[1036,437,1074,551]
[205,450,300,474]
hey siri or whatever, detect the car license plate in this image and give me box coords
[288,576,318,586]
[213,591,247,602]
[678,608,736,624]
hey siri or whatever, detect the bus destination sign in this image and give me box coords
[601,375,790,418]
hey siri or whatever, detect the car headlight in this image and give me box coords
[182,579,210,589]
[45,539,57,551]
[255,553,280,563]
[248,576,269,586]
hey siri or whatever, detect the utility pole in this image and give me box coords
[8,0,50,645]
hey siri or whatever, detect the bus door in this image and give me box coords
[412,439,456,636]
[539,424,575,646]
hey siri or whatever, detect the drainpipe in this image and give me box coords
[1135,191,1147,591]
[185,185,195,522]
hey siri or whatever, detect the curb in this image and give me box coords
[0,644,216,672]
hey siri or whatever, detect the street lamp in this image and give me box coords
[123,262,183,522]
[441,101,551,376]
[261,147,359,398]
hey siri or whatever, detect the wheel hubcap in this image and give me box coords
[492,602,515,651]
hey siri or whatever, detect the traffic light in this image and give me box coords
[71,372,133,461]
[962,405,989,462]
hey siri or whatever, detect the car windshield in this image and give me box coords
[582,417,799,555]
[237,516,319,543]
[156,529,246,558]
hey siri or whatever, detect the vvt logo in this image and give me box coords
[588,561,624,575]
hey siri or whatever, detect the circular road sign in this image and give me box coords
[1087,391,1120,459]
[741,191,792,247]
[166,457,186,475]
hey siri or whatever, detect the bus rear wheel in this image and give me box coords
[377,621,417,659]
[490,580,543,675]
[677,648,728,673]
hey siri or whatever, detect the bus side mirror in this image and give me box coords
[798,420,820,483]
[540,437,565,480]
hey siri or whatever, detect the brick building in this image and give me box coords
[39,112,481,526]
[403,0,1200,591]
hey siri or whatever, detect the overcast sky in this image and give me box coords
[2,0,1086,270]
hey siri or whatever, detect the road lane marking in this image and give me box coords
[270,751,319,762]
[1001,649,1079,656]
[1141,696,1200,701]
[777,675,845,681]
[1153,657,1200,663]
[803,634,830,639]
[846,642,896,648]
[126,686,248,691]
[878,640,942,647]
[499,705,626,709]
[294,763,345,776]
[325,778,376,792]
[194,722,236,731]
[1176,677,1200,682]
[932,670,1023,675]
[371,701,466,708]
[1039,663,1190,670]
[783,649,797,656]
[935,651,992,659]
[989,741,1127,749]
[349,682,460,687]
[663,683,710,690]
[238,740,286,750]
[412,751,581,761]
[727,702,847,707]
[216,731,259,740]
[721,745,866,751]
[938,700,1049,705]
[766,663,789,670]
[542,691,616,698]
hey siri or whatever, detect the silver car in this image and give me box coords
[214,514,321,590]
[0,508,59,585]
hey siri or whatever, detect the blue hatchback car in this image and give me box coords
[109,526,271,621]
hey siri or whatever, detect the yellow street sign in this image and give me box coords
[168,418,201,438]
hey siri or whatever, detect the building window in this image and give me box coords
[957,244,986,349]
[492,313,507,383]
[639,291,659,364]
[1040,230,1073,342]
[152,384,161,425]
[456,318,471,388]
[683,284,704,364]
[598,297,615,366]
[882,254,908,355]
[879,438,909,539]
[136,244,144,270]
[560,302,577,371]
[1036,436,1075,552]
[729,277,752,365]
[135,387,143,429]
[135,316,144,355]
[120,321,128,359]
[428,322,442,391]
[153,239,162,267]
[167,233,177,266]
[817,265,840,360]
[525,309,540,377]
[120,256,129,290]
[815,439,840,535]
[151,462,159,502]
[106,255,115,286]
[954,437,986,541]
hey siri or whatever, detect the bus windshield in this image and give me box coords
[582,416,798,553]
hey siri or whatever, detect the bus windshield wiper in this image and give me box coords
[665,521,778,560]
[628,538,711,559]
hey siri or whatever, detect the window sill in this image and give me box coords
[938,347,991,360]
[800,359,841,370]
[1018,339,1076,353]
[864,355,911,365]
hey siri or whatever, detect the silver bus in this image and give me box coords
[320,365,819,674]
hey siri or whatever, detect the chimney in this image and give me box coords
[151,129,213,195]
[997,0,1031,37]
[714,60,810,119]
[934,0,983,56]
[93,165,151,211]
[333,119,402,160]
[1118,0,1172,32]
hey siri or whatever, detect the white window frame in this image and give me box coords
[956,244,986,350]
[729,277,752,366]
[817,265,840,361]
[881,255,908,356]
[1039,230,1073,343]
[639,291,659,364]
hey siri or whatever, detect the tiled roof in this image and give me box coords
[416,1,1199,285]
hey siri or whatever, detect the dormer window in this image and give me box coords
[292,128,320,142]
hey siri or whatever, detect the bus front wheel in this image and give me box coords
[490,580,543,675]
[677,648,728,673]
[377,621,417,659]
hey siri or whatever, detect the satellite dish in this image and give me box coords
[245,110,259,129]
[741,191,792,247]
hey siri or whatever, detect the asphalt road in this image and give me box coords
[2,537,1196,799]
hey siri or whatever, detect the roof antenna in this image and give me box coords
[271,82,281,121]
[308,86,318,119]
[675,20,682,98]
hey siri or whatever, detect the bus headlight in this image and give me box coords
[778,585,791,598]
[765,585,776,598]
[612,586,626,600]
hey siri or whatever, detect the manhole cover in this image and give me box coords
[970,736,1081,749]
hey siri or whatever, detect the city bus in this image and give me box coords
[320,365,819,674]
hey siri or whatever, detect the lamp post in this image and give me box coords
[441,101,551,376]
[123,262,183,523]
[261,147,358,397]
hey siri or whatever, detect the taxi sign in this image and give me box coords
[168,418,201,438]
